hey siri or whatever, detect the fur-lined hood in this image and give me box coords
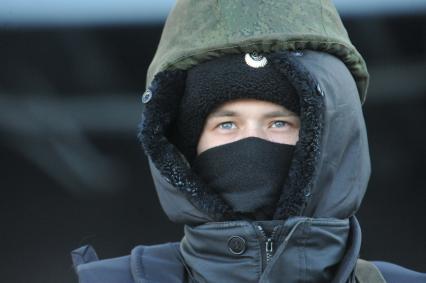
[139,50,370,225]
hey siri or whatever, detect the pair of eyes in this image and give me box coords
[217,120,289,130]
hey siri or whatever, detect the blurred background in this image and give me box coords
[0,0,425,282]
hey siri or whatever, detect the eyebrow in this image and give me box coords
[208,110,237,118]
[263,110,295,118]
[208,110,295,119]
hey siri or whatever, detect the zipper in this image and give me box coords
[257,225,280,268]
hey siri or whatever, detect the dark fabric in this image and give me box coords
[267,52,324,220]
[294,52,370,220]
[139,69,237,223]
[373,261,426,283]
[181,217,351,283]
[174,53,300,161]
[331,217,362,283]
[193,137,294,219]
[70,242,426,283]
[74,255,133,283]
[131,243,186,283]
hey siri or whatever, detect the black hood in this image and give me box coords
[138,50,371,225]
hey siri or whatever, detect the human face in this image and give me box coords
[196,99,300,155]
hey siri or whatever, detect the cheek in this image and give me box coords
[196,134,208,155]
[268,128,300,145]
[197,130,240,155]
[197,131,225,155]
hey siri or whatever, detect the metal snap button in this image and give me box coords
[228,236,247,255]
[316,84,325,97]
[142,89,152,104]
[245,52,268,68]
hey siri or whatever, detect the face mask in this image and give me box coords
[192,137,294,219]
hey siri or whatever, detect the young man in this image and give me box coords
[71,1,425,282]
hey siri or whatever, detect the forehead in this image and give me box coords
[208,98,295,118]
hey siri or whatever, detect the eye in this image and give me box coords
[271,120,288,128]
[218,121,236,130]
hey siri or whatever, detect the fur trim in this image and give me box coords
[138,70,238,222]
[269,52,324,219]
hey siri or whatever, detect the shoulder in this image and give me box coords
[71,242,185,283]
[373,261,426,283]
[355,259,426,283]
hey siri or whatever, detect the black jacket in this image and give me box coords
[73,50,426,282]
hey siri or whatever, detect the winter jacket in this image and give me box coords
[72,0,425,282]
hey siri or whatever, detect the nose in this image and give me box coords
[241,126,267,140]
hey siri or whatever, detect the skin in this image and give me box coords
[196,99,301,155]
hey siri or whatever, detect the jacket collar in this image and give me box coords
[180,216,361,283]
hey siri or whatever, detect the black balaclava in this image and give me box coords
[193,137,295,219]
[172,53,300,219]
